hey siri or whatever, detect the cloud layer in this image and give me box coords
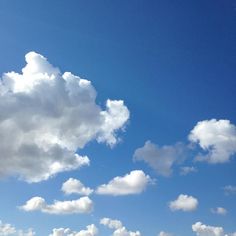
[96,170,153,196]
[20,196,93,214]
[0,52,129,182]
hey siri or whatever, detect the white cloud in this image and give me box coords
[223,185,236,195]
[0,220,35,236]
[211,207,227,215]
[49,224,98,236]
[158,231,173,236]
[169,194,198,212]
[189,119,236,163]
[192,222,226,236]
[20,196,93,214]
[96,170,154,196]
[180,166,197,175]
[133,141,187,176]
[100,218,141,236]
[61,178,93,196]
[0,51,129,182]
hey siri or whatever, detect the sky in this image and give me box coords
[0,0,236,235]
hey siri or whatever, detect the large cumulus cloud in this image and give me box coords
[0,52,129,182]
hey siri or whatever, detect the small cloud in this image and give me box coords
[180,166,197,176]
[223,185,236,195]
[20,196,93,214]
[158,231,173,236]
[211,207,227,215]
[96,170,155,196]
[169,194,198,212]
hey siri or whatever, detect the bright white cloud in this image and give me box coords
[20,196,93,214]
[0,220,35,236]
[192,222,225,236]
[61,178,93,196]
[0,51,129,182]
[100,217,141,236]
[133,141,187,176]
[169,194,198,212]
[49,224,98,236]
[96,170,154,196]
[189,119,236,163]
[211,207,227,215]
[180,166,197,175]
[223,185,236,195]
[158,232,172,236]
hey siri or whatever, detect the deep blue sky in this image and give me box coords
[0,1,235,235]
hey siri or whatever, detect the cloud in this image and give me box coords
[192,222,226,236]
[158,231,173,236]
[189,119,236,163]
[100,217,141,236]
[223,185,236,195]
[61,178,93,196]
[0,51,129,182]
[0,220,35,236]
[211,207,227,215]
[133,141,187,177]
[49,224,98,236]
[20,196,93,214]
[169,194,198,212]
[96,170,154,196]
[180,166,197,176]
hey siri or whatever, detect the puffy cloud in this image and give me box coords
[49,224,98,236]
[192,222,225,236]
[61,178,93,196]
[180,166,197,175]
[189,119,236,163]
[158,232,172,236]
[96,170,154,196]
[223,185,236,195]
[20,196,93,214]
[133,141,187,176]
[211,207,227,215]
[0,52,129,182]
[100,218,141,236]
[0,220,35,236]
[169,194,198,212]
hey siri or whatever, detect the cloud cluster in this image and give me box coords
[169,194,198,212]
[189,119,236,163]
[100,218,141,236]
[0,220,35,236]
[20,196,93,214]
[49,224,98,236]
[192,222,227,236]
[96,170,154,196]
[0,52,129,182]
[62,178,93,196]
[133,141,187,176]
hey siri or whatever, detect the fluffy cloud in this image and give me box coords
[189,119,236,163]
[62,178,93,196]
[169,194,198,212]
[223,185,236,195]
[158,231,173,236]
[49,224,98,236]
[0,220,35,236]
[96,170,154,196]
[20,196,93,214]
[192,222,225,236]
[180,166,197,175]
[0,52,129,182]
[211,207,227,215]
[133,141,187,176]
[100,218,141,236]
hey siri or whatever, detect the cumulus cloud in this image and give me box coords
[49,224,98,236]
[223,185,236,195]
[180,166,197,176]
[96,170,154,196]
[158,231,173,236]
[0,51,129,182]
[169,194,198,212]
[192,222,226,236]
[0,220,35,236]
[20,196,93,214]
[133,141,187,176]
[211,207,227,215]
[61,178,93,196]
[100,217,141,236]
[189,119,236,163]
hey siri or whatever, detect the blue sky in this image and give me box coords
[0,1,236,235]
